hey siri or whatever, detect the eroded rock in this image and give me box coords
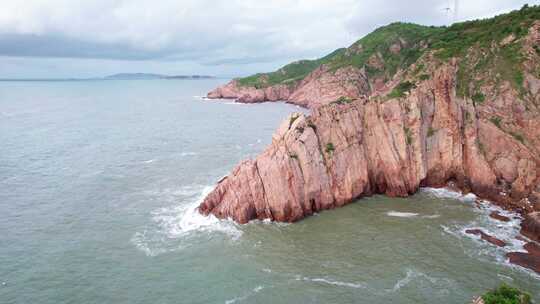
[465,229,507,247]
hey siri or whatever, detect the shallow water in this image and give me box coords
[1,79,538,304]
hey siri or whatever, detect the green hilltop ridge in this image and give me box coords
[236,4,540,100]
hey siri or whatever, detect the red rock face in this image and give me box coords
[521,212,540,242]
[506,251,540,274]
[200,60,540,225]
[465,229,507,247]
[489,211,511,222]
[201,21,540,230]
[206,65,370,109]
[506,241,540,274]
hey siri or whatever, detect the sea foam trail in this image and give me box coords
[421,187,477,202]
[436,192,539,278]
[225,285,265,304]
[132,184,242,256]
[387,211,420,218]
[153,185,242,239]
[296,276,366,289]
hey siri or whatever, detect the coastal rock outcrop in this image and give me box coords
[465,229,507,247]
[199,9,540,252]
[207,65,370,109]
[200,59,540,225]
[521,212,540,242]
[207,80,292,103]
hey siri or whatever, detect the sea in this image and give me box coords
[1,79,539,304]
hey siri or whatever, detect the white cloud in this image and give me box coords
[0,0,537,77]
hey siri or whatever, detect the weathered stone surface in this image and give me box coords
[507,240,540,274]
[206,65,370,108]
[525,242,540,256]
[199,59,540,224]
[465,229,507,247]
[207,80,293,104]
[521,212,540,242]
[489,211,511,222]
[506,252,540,274]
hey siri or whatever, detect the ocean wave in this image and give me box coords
[386,211,439,219]
[421,187,477,202]
[152,186,242,239]
[388,268,454,294]
[296,275,366,289]
[246,218,291,227]
[439,201,540,278]
[179,152,198,157]
[225,285,265,304]
[132,184,242,256]
[387,211,419,218]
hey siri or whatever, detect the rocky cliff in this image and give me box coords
[200,6,540,237]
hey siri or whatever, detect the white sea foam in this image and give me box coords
[132,184,242,256]
[390,269,439,292]
[225,285,265,304]
[297,276,365,289]
[179,152,198,157]
[421,187,477,202]
[142,159,156,164]
[387,211,419,218]
[439,199,540,278]
[152,185,242,240]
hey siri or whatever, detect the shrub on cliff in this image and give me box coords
[481,284,531,304]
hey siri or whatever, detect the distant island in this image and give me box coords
[0,73,215,81]
[104,73,215,80]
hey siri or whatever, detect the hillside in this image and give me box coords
[200,5,540,273]
[208,5,540,108]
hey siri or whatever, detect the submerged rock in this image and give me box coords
[521,212,540,242]
[506,252,540,274]
[489,211,511,222]
[465,229,507,247]
[207,65,369,109]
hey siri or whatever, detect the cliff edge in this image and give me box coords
[200,6,540,238]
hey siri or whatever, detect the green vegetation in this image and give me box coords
[464,111,472,123]
[482,284,531,304]
[472,92,486,104]
[388,81,416,99]
[289,115,299,129]
[327,23,439,77]
[403,127,413,145]
[418,74,430,81]
[490,116,502,129]
[325,143,335,154]
[509,131,525,144]
[427,127,436,137]
[477,139,486,155]
[235,4,540,98]
[332,96,354,105]
[433,4,538,60]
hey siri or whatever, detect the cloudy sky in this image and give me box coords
[0,0,538,78]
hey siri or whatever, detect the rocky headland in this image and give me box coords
[201,6,540,272]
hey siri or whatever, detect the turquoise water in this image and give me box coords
[1,79,538,304]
